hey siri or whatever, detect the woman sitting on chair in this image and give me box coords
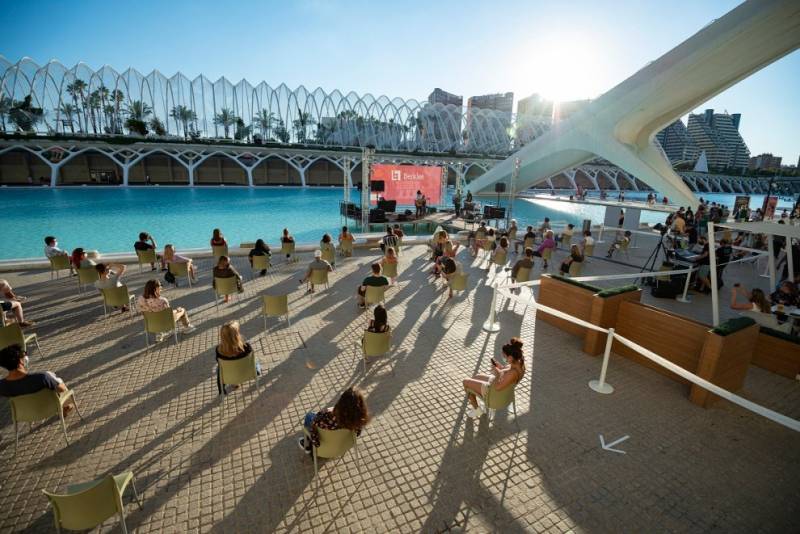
[215,320,260,395]
[210,228,227,247]
[462,337,525,419]
[281,228,295,259]
[320,233,336,268]
[338,226,354,256]
[560,244,584,275]
[298,386,370,454]
[248,239,271,276]
[213,256,243,302]
[492,236,509,261]
[367,304,390,333]
[382,247,398,284]
[137,280,195,333]
[163,245,198,282]
[71,248,95,269]
[441,256,462,300]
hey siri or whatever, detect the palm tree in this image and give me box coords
[234,117,252,142]
[252,109,275,140]
[0,96,12,132]
[66,79,88,132]
[292,110,312,143]
[149,117,166,136]
[273,118,290,143]
[96,85,109,131]
[213,108,237,138]
[59,103,77,134]
[8,95,44,133]
[87,90,102,134]
[125,100,152,136]
[170,105,196,139]
[110,89,125,133]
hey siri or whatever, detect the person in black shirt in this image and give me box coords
[0,344,76,416]
[134,232,161,270]
[248,239,272,276]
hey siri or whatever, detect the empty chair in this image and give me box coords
[360,330,391,373]
[212,244,229,261]
[568,261,584,277]
[213,277,240,311]
[541,248,553,270]
[100,285,136,318]
[42,472,143,534]
[76,267,99,293]
[303,427,359,479]
[447,272,469,297]
[135,249,157,273]
[142,308,178,348]
[48,255,72,279]
[218,352,262,416]
[280,241,297,262]
[484,381,518,424]
[0,323,45,358]
[262,294,291,330]
[10,388,83,453]
[364,286,385,308]
[168,262,192,287]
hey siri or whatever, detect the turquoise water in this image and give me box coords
[0,188,795,260]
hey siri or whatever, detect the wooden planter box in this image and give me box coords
[751,330,800,379]
[537,275,598,338]
[690,323,760,407]
[583,289,643,355]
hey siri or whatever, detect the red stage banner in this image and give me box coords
[370,164,442,206]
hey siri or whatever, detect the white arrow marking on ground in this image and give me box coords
[599,434,629,454]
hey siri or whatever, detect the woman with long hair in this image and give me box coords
[320,233,336,268]
[212,255,243,301]
[215,320,259,394]
[137,279,194,335]
[560,244,584,274]
[368,304,390,333]
[299,386,370,453]
[462,337,525,419]
[163,244,198,282]
[248,239,271,276]
[210,228,227,247]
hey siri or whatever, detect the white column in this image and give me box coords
[246,167,253,187]
[343,157,351,203]
[49,164,58,187]
[188,165,195,187]
[708,221,719,326]
[299,167,306,187]
[122,164,129,186]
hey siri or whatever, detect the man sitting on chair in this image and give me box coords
[0,344,74,416]
[356,263,389,308]
[299,250,333,293]
[606,231,632,258]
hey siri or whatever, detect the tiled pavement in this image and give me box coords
[0,238,798,533]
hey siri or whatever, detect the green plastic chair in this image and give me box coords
[76,267,99,293]
[320,244,336,266]
[213,276,241,311]
[168,261,193,287]
[135,248,157,273]
[364,285,385,307]
[262,294,290,331]
[42,471,143,534]
[490,249,508,270]
[212,244,229,261]
[568,261,584,277]
[218,352,261,416]
[484,381,518,425]
[100,285,136,318]
[515,266,531,284]
[48,255,71,279]
[381,262,398,280]
[308,268,330,295]
[142,308,178,349]
[542,247,553,269]
[583,243,595,258]
[10,387,83,454]
[360,330,391,373]
[339,239,354,257]
[447,272,468,296]
[251,254,270,278]
[523,237,535,251]
[280,241,297,262]
[302,426,359,479]
[0,323,45,358]
[560,232,573,248]
[481,239,494,259]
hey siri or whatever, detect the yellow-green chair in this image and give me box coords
[360,330,391,374]
[212,244,229,261]
[541,247,553,269]
[515,266,531,284]
[213,276,241,311]
[168,262,192,287]
[481,239,493,259]
[302,426,359,479]
[583,243,594,259]
[507,228,517,243]
[560,232,573,248]
[489,249,508,270]
[48,254,71,279]
[484,381,518,425]
[447,272,469,297]
[100,285,136,318]
[42,472,143,534]
[620,238,631,260]
[395,236,403,256]
[135,248,157,273]
[320,244,336,266]
[381,262,398,281]
[308,268,330,295]
[262,294,290,331]
[142,308,178,349]
[339,239,354,257]
[10,387,83,453]
[218,352,261,416]
[364,285,385,308]
[280,241,297,262]
[251,254,270,278]
[76,267,99,294]
[523,237,535,252]
[0,323,45,358]
[568,261,584,277]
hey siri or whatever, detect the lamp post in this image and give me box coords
[361,146,375,230]
[506,157,520,229]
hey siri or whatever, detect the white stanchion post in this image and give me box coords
[589,328,615,394]
[675,266,693,303]
[597,224,604,243]
[482,286,501,333]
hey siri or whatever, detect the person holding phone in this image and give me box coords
[462,338,525,419]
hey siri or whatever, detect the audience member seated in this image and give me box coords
[380,226,398,254]
[441,256,462,300]
[515,225,536,254]
[444,239,460,258]
[357,263,389,308]
[382,247,399,283]
[533,230,556,268]
[299,250,333,293]
[298,386,370,454]
[1,299,32,327]
[320,233,336,268]
[430,230,448,276]
[472,222,488,256]
[559,224,575,246]
[281,228,295,258]
[215,320,260,395]
[137,279,195,334]
[729,285,771,314]
[560,244,584,274]
[510,247,535,293]
[44,236,74,275]
[71,248,95,269]
[606,231,632,258]
[0,280,26,302]
[538,217,551,238]
[490,236,509,268]
[338,226,355,256]
[392,224,405,241]
[134,232,161,270]
[367,305,390,333]
[581,230,594,256]
[0,345,74,416]
[163,244,198,282]
[210,228,227,248]
[771,281,799,308]
[213,256,243,301]
[95,262,129,311]
[248,239,272,276]
[462,338,525,419]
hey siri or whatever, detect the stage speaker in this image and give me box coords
[495,182,506,193]
[371,180,385,192]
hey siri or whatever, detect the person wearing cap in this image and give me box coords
[299,249,333,293]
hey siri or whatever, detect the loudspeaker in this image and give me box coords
[495,182,506,193]
[371,180,385,192]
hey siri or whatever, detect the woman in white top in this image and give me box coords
[137,279,195,331]
[163,244,198,281]
[730,285,770,314]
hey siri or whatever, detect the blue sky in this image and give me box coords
[1,0,798,165]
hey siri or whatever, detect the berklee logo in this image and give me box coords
[391,170,401,181]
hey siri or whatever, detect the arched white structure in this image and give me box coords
[468,0,800,208]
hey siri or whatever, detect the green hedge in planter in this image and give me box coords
[596,285,640,298]
[549,274,601,293]
[711,317,756,336]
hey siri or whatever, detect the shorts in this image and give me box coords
[480,376,495,397]
[698,265,710,278]
[1,301,12,311]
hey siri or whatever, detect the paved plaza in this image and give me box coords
[1,239,799,533]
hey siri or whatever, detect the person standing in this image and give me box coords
[453,191,462,218]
